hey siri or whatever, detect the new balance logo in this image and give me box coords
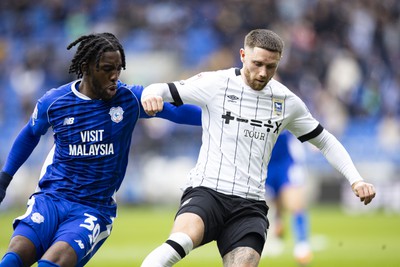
[63,117,75,125]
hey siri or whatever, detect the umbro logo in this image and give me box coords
[227,95,239,102]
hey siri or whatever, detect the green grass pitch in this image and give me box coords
[1,205,399,266]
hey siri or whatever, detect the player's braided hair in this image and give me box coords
[67,32,126,78]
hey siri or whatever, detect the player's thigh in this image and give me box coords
[174,186,225,248]
[172,212,205,248]
[12,194,61,258]
[54,207,114,266]
[217,203,268,257]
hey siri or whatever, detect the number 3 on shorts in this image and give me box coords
[79,213,101,245]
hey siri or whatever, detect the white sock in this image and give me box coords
[141,232,193,267]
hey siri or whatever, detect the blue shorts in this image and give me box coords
[266,159,291,197]
[12,193,114,267]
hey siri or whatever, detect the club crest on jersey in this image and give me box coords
[31,212,44,224]
[109,106,124,123]
[273,98,284,116]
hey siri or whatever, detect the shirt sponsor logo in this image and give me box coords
[109,106,124,123]
[69,130,115,156]
[221,111,282,133]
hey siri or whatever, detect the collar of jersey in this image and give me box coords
[71,80,92,100]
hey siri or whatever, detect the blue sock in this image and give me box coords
[292,211,309,243]
[38,259,61,267]
[0,252,23,267]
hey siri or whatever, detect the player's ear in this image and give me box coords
[240,48,245,63]
[81,62,90,75]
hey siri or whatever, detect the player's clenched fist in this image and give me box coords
[141,95,164,116]
[351,181,376,205]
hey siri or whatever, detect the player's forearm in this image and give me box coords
[142,83,173,102]
[2,123,41,175]
[308,129,363,185]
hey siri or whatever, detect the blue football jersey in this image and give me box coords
[28,80,195,217]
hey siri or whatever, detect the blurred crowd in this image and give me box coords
[0,0,399,205]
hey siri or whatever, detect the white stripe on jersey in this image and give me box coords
[175,68,319,200]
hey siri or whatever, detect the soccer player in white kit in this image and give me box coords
[140,29,376,267]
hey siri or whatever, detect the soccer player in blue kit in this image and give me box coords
[265,130,312,265]
[0,32,200,267]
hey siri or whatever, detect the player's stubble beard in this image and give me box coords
[243,68,268,91]
[87,72,114,101]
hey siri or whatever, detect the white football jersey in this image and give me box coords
[171,68,321,200]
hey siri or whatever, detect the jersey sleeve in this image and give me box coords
[156,103,202,125]
[2,123,41,175]
[285,95,322,142]
[2,95,52,174]
[30,95,53,136]
[173,71,222,106]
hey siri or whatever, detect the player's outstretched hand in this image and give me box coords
[0,171,13,204]
[351,181,376,205]
[141,95,164,116]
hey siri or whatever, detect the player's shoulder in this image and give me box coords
[116,80,144,99]
[38,80,76,105]
[268,79,299,100]
[186,68,235,83]
[211,68,238,80]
